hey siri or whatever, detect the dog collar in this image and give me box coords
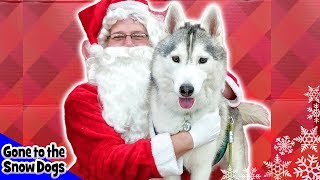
[153,114,192,135]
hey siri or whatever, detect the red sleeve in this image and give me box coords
[64,83,161,180]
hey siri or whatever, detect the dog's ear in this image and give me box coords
[200,5,225,44]
[164,2,185,34]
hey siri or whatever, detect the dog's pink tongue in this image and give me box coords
[179,98,195,109]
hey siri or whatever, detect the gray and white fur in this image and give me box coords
[149,2,270,180]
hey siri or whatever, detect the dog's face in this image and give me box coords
[152,3,228,113]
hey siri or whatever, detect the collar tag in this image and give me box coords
[182,120,191,132]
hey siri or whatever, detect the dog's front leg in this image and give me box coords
[186,142,217,180]
[231,121,249,178]
[190,165,212,180]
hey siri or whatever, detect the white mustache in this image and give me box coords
[88,45,153,66]
[86,45,153,84]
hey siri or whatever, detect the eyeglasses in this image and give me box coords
[108,32,149,41]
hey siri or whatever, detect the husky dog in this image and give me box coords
[150,3,269,180]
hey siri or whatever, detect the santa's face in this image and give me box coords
[106,18,150,47]
[86,45,153,143]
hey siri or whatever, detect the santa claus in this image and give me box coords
[64,0,243,179]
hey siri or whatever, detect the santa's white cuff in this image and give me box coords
[225,75,243,107]
[151,133,183,177]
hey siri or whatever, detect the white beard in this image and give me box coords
[86,46,153,143]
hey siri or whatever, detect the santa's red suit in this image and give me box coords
[65,76,241,180]
[65,83,161,179]
[64,0,243,179]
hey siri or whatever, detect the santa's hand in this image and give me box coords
[189,110,221,148]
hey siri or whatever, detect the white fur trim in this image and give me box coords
[88,43,104,57]
[225,75,243,107]
[109,1,148,11]
[151,133,183,177]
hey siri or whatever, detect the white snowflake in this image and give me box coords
[293,154,320,179]
[249,168,261,180]
[307,103,320,123]
[263,154,292,180]
[304,86,320,103]
[294,126,320,152]
[221,165,235,180]
[221,166,261,180]
[274,136,295,155]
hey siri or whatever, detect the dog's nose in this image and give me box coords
[179,84,194,97]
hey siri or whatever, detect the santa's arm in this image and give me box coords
[64,84,182,179]
[223,72,243,107]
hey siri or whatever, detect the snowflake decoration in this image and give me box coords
[304,86,320,103]
[293,154,320,179]
[307,103,320,123]
[249,168,262,180]
[221,166,261,180]
[274,136,295,155]
[263,154,292,180]
[221,165,235,180]
[294,126,320,152]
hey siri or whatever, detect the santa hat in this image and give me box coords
[78,0,165,47]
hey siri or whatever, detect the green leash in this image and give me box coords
[228,116,234,168]
[213,116,234,171]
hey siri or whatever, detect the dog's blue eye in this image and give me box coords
[172,56,180,63]
[199,57,208,64]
